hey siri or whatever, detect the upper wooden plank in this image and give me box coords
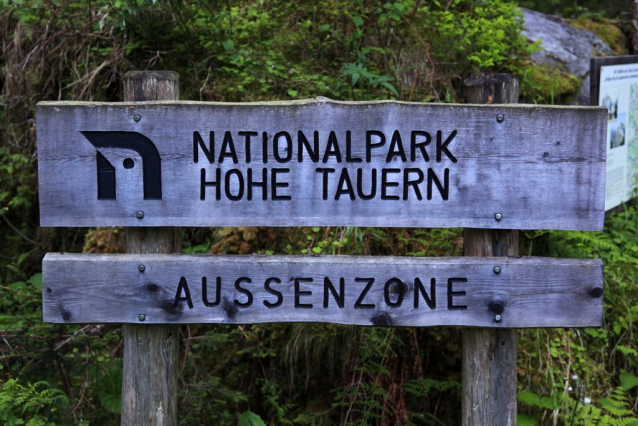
[42,253,604,327]
[36,99,607,229]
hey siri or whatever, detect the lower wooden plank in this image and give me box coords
[42,254,603,327]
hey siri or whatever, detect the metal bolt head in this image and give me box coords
[589,287,603,298]
[138,264,146,273]
[136,210,144,219]
[494,213,503,221]
[133,114,142,122]
[496,114,505,122]
[493,266,501,274]
[494,314,502,322]
[138,314,146,322]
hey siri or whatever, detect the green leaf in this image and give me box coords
[617,345,638,357]
[29,273,42,290]
[237,411,265,426]
[352,16,363,28]
[222,39,236,53]
[518,391,559,410]
[99,368,122,414]
[620,372,638,391]
[287,89,298,98]
[380,81,399,96]
[516,414,538,426]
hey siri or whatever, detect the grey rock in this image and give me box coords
[521,8,612,104]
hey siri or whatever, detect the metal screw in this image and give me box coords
[493,266,501,274]
[133,114,142,122]
[494,213,503,221]
[138,264,146,273]
[136,210,144,219]
[496,114,505,122]
[494,314,502,322]
[138,314,146,322]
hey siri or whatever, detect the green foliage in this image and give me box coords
[0,380,71,426]
[518,375,638,425]
[517,205,638,425]
[517,62,581,104]
[237,411,266,426]
[95,366,122,414]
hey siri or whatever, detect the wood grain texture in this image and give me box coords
[36,100,607,230]
[42,254,604,328]
[121,70,179,426]
[463,73,519,426]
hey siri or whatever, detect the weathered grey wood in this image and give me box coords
[464,73,519,104]
[121,70,179,426]
[36,100,607,230]
[463,73,519,426]
[42,253,604,328]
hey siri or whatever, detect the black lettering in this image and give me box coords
[200,168,221,200]
[436,130,458,163]
[298,130,320,162]
[355,277,375,309]
[383,278,405,307]
[247,168,267,200]
[366,130,385,162]
[316,168,336,200]
[335,168,356,200]
[323,277,345,308]
[357,168,377,200]
[294,278,313,309]
[219,131,239,164]
[272,168,291,200]
[410,131,430,162]
[386,130,407,162]
[234,277,253,307]
[202,277,221,307]
[427,168,449,201]
[225,169,245,201]
[262,132,269,163]
[381,168,401,200]
[174,276,193,309]
[345,130,362,162]
[403,168,424,200]
[193,131,214,163]
[264,277,283,308]
[414,277,436,309]
[447,277,467,310]
[273,131,293,163]
[238,131,258,164]
[323,131,342,163]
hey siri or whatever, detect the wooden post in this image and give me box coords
[462,73,519,426]
[121,71,181,426]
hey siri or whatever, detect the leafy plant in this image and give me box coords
[0,379,71,426]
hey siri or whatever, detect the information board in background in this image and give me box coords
[591,56,638,211]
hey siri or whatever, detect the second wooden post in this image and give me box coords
[121,71,181,426]
[462,73,519,426]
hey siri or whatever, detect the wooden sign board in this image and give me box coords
[37,99,606,230]
[43,253,604,328]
